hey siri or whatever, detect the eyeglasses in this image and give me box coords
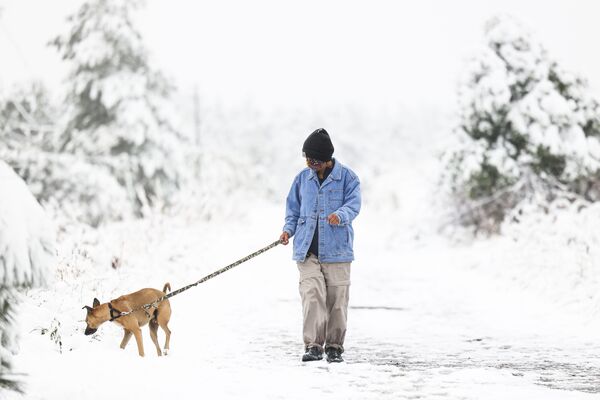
[303,152,325,167]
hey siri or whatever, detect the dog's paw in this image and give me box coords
[163,349,169,356]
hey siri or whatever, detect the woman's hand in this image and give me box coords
[280,231,290,245]
[327,213,340,225]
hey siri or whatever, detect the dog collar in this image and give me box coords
[108,302,124,322]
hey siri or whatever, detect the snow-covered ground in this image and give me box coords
[5,107,600,399]
[5,195,600,400]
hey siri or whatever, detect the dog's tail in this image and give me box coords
[163,282,171,293]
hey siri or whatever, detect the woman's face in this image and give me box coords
[305,157,326,171]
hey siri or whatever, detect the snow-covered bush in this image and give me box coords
[0,161,55,393]
[443,15,600,232]
[12,151,132,227]
[51,0,187,215]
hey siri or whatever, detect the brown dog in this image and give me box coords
[83,283,172,357]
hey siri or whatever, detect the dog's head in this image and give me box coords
[83,298,106,335]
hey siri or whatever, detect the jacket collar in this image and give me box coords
[308,158,341,183]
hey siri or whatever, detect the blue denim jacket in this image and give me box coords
[283,159,361,263]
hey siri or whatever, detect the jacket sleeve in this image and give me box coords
[283,175,301,237]
[334,174,361,226]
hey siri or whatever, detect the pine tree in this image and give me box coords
[444,15,600,232]
[0,291,21,393]
[51,0,186,214]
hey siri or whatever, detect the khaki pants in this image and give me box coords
[297,254,351,352]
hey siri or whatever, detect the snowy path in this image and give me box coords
[7,207,600,400]
[348,241,600,398]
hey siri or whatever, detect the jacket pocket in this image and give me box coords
[293,217,308,248]
[328,189,344,210]
[327,224,348,255]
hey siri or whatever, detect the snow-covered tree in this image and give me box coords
[51,0,187,214]
[443,15,600,232]
[0,84,131,227]
[0,160,55,393]
[0,82,56,152]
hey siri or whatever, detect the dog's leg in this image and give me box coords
[120,329,132,350]
[148,320,162,356]
[131,326,145,357]
[157,315,171,355]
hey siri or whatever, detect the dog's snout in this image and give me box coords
[84,327,97,336]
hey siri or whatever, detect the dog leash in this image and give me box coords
[109,239,282,321]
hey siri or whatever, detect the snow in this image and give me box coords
[4,199,600,399]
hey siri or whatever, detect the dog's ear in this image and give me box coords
[93,298,100,307]
[82,306,92,314]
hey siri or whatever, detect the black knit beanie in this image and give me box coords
[302,128,334,161]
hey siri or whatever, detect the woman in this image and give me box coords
[280,128,361,363]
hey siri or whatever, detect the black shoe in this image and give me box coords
[302,346,323,362]
[325,347,344,363]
